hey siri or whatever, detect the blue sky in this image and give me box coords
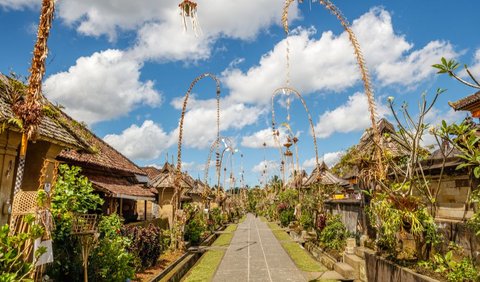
[1,0,479,187]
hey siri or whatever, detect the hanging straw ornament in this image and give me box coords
[179,0,201,36]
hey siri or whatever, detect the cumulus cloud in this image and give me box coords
[103,120,172,160]
[303,151,344,169]
[0,0,37,10]
[252,160,280,175]
[222,7,457,105]
[54,0,299,60]
[314,92,388,138]
[241,127,289,148]
[44,49,162,125]
[460,48,480,80]
[171,102,264,149]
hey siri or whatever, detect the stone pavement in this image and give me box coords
[213,214,306,282]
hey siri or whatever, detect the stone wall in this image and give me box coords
[325,199,365,234]
[436,219,480,264]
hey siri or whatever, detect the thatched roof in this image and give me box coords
[286,169,308,188]
[304,162,349,187]
[357,118,409,157]
[0,73,84,149]
[150,162,194,189]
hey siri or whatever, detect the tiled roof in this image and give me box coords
[88,174,156,199]
[142,166,162,181]
[57,113,146,176]
[449,91,480,111]
[0,74,84,149]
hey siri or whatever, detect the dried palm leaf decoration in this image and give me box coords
[179,0,201,36]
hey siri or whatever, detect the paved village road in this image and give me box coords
[213,214,306,282]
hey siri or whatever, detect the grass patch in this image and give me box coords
[239,215,247,223]
[212,233,234,247]
[182,250,224,282]
[282,242,326,272]
[224,223,237,233]
[272,229,293,241]
[212,223,237,247]
[265,220,326,273]
[259,216,267,222]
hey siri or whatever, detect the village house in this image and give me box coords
[0,74,86,225]
[56,113,157,223]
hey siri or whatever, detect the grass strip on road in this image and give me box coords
[183,223,238,281]
[182,250,224,282]
[266,221,326,273]
[239,214,247,223]
[212,224,237,247]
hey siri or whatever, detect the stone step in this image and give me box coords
[344,254,364,270]
[334,262,355,280]
[344,254,367,282]
[354,246,374,259]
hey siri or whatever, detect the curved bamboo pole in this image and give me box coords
[204,136,234,188]
[317,0,384,179]
[271,87,320,171]
[172,73,221,249]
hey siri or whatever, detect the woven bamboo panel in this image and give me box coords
[11,190,37,215]
[72,214,98,235]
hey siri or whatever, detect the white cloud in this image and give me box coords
[171,102,264,149]
[252,160,279,175]
[241,127,288,148]
[0,0,37,10]
[303,151,344,169]
[314,92,388,138]
[222,7,457,105]
[57,0,170,41]
[104,120,172,160]
[56,0,299,60]
[461,48,480,80]
[421,107,466,147]
[44,49,162,125]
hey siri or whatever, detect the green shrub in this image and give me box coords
[48,164,104,281]
[122,223,162,270]
[0,216,45,282]
[319,214,348,251]
[185,215,207,245]
[89,214,135,281]
[279,208,295,227]
[299,212,313,230]
[210,207,222,229]
[418,251,479,282]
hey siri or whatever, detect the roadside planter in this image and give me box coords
[364,252,439,282]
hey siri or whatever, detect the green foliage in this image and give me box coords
[432,57,460,75]
[88,214,135,281]
[418,251,479,282]
[52,164,104,215]
[0,216,45,282]
[89,237,135,282]
[209,207,222,229]
[121,222,162,270]
[318,214,348,252]
[299,212,313,230]
[278,189,298,208]
[279,208,295,227]
[184,213,207,245]
[48,165,109,281]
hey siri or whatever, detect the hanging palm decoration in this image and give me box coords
[178,0,201,35]
[13,0,55,196]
